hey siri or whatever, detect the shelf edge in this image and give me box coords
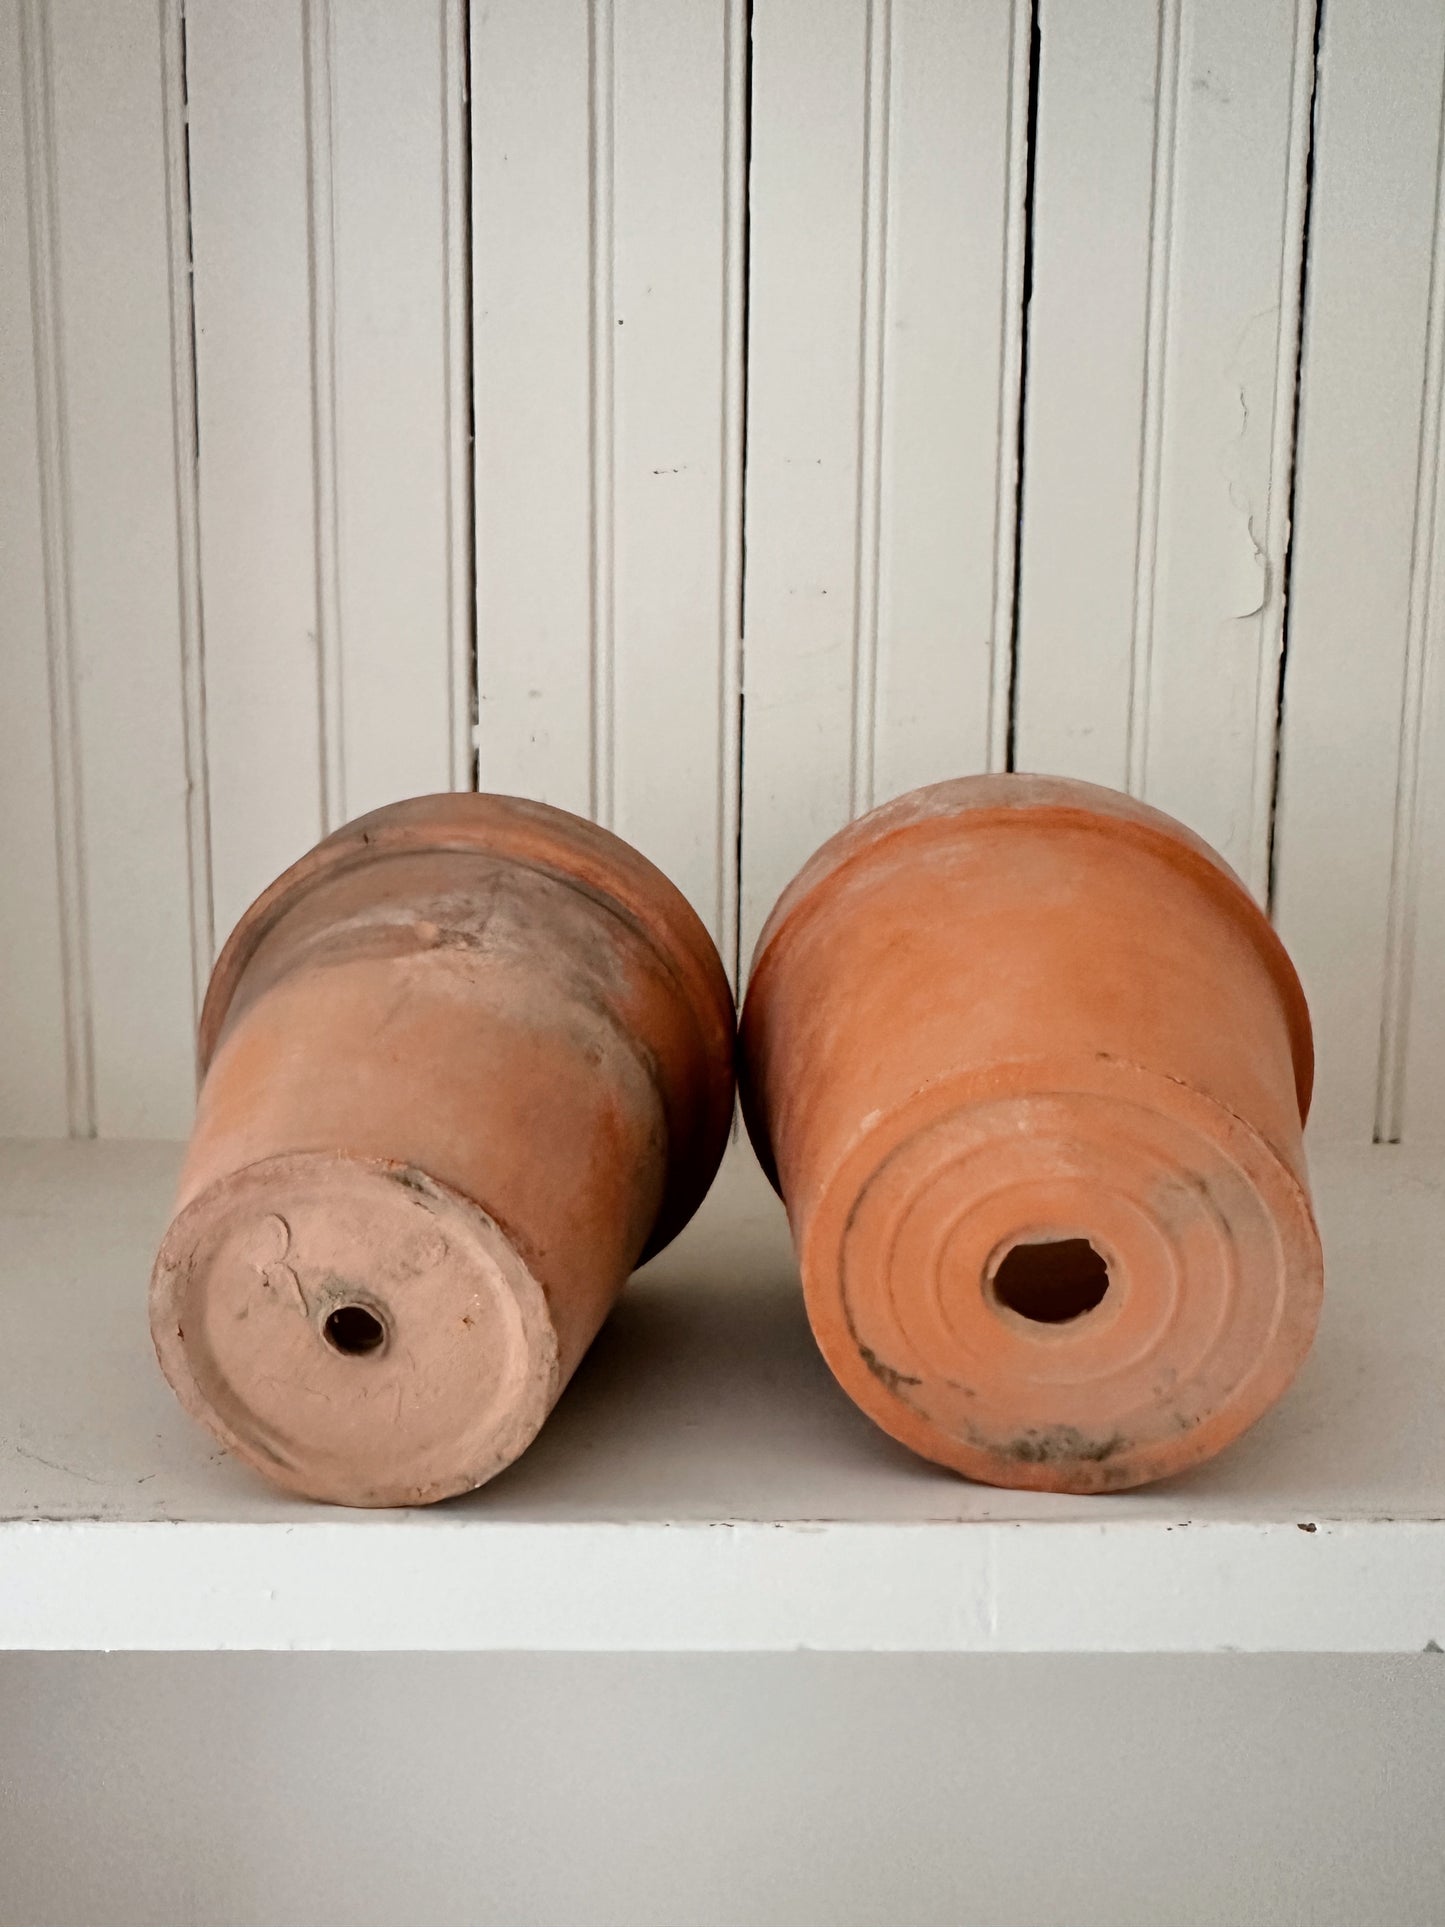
[3,1517,1442,1654]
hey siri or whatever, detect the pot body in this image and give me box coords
[740,775,1322,1493]
[152,794,735,1506]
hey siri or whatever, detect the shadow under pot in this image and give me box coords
[151,793,736,1507]
[739,774,1323,1495]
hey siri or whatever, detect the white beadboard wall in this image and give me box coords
[2,0,1443,1147]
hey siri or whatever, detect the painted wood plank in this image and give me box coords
[1139,0,1316,896]
[1013,0,1168,789]
[441,0,474,797]
[189,0,465,947]
[1271,0,1445,1144]
[739,0,869,965]
[741,0,1027,964]
[186,0,324,948]
[609,0,744,962]
[1399,432,1445,1139]
[1016,0,1314,904]
[470,0,594,817]
[325,0,471,818]
[0,0,70,1136]
[1390,39,1445,1144]
[873,0,1027,810]
[25,0,198,1136]
[160,0,214,1066]
[7,1136,1445,1653]
[471,0,744,962]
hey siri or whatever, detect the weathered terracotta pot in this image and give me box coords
[740,774,1322,1493]
[152,794,735,1506]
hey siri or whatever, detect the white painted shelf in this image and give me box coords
[0,1135,1441,1653]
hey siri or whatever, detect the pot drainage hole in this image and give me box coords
[993,1237,1110,1325]
[323,1303,387,1356]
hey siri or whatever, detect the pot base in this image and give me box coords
[151,1154,559,1507]
[801,1057,1323,1494]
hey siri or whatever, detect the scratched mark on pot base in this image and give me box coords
[857,1343,922,1395]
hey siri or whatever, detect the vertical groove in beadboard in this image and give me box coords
[1375,65,1445,1144]
[587,0,616,829]
[160,0,214,1018]
[441,0,475,792]
[1249,0,1318,900]
[718,0,747,985]
[1125,0,1182,799]
[19,0,95,1139]
[849,0,891,821]
[303,0,344,832]
[987,0,1030,774]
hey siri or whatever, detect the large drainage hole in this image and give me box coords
[992,1237,1110,1325]
[323,1304,387,1357]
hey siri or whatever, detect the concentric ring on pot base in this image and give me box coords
[151,1153,559,1508]
[800,1059,1323,1494]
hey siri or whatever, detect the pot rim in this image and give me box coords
[744,773,1314,1125]
[198,792,737,1260]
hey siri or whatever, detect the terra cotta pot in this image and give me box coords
[151,793,735,1506]
[739,774,1322,1493]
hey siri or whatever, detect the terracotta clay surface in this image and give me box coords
[152,794,735,1507]
[740,774,1323,1494]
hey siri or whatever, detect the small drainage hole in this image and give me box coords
[993,1238,1110,1325]
[323,1304,386,1356]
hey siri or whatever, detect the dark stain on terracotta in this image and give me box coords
[1001,1425,1127,1466]
[858,1343,922,1395]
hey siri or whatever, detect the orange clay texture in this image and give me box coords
[152,794,735,1507]
[740,775,1322,1495]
